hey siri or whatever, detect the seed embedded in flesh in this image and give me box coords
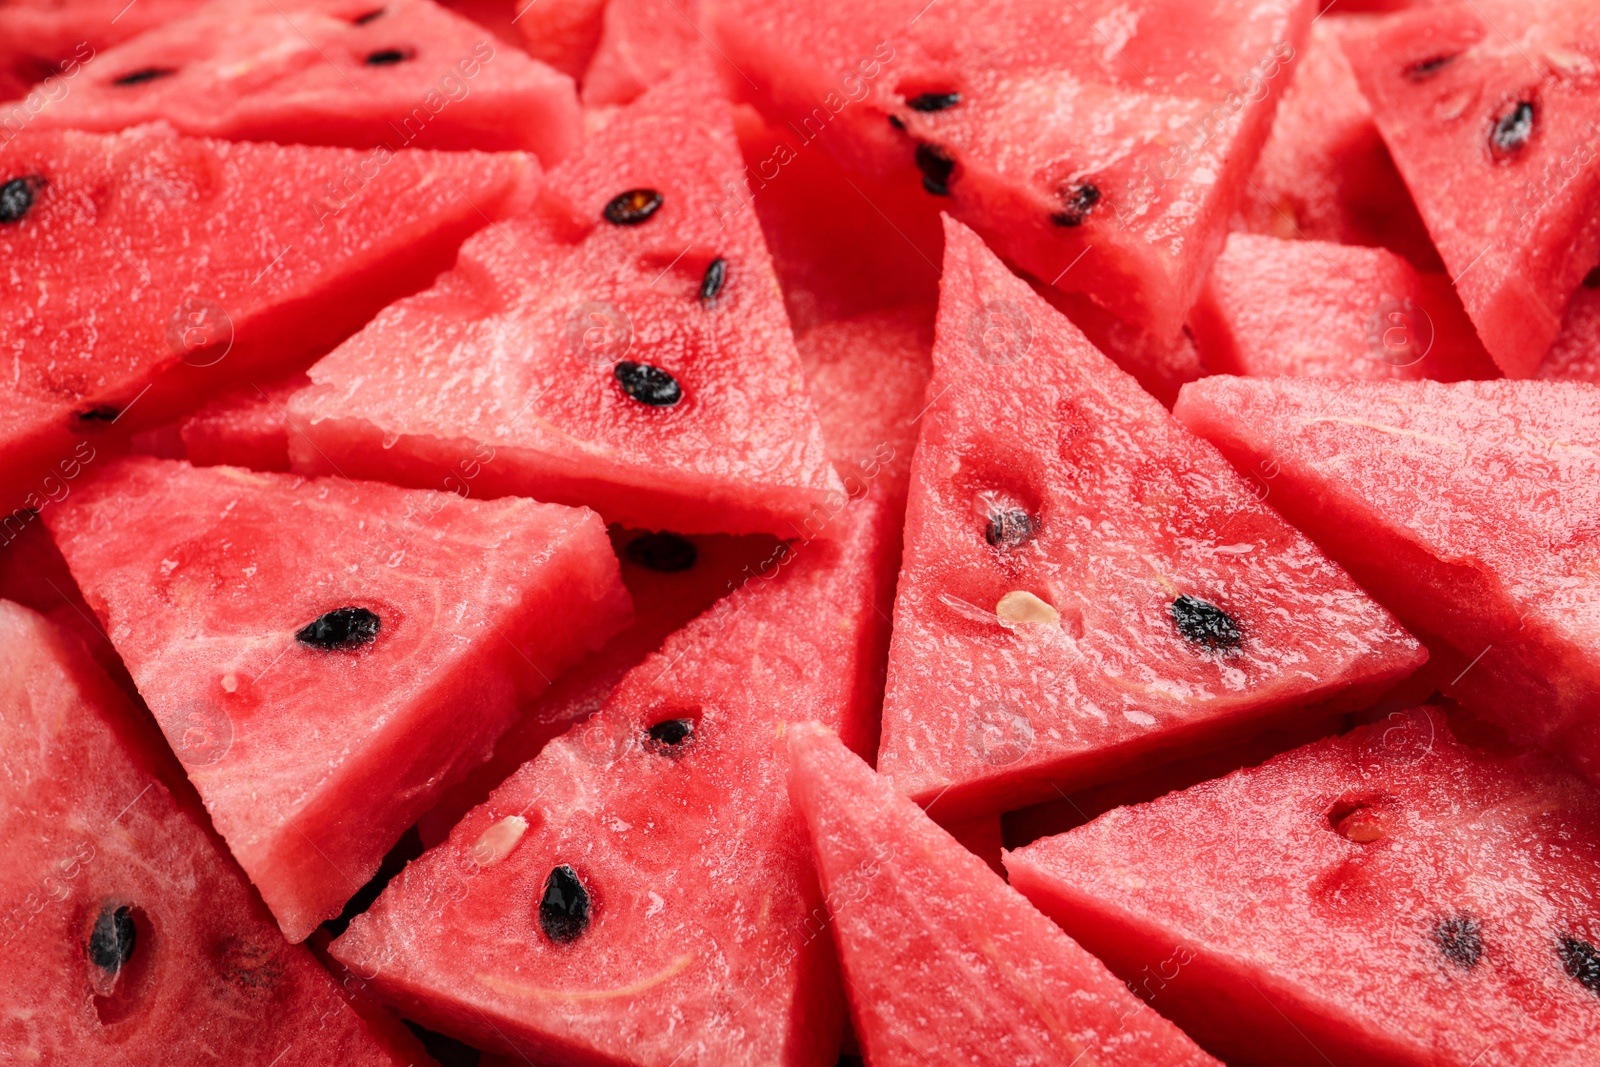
[613,361,682,406]
[915,144,955,196]
[540,865,591,944]
[908,91,960,112]
[645,717,696,756]
[471,816,528,867]
[603,188,664,225]
[1559,936,1600,994]
[888,114,906,130]
[1489,100,1537,159]
[88,905,137,973]
[295,607,382,650]
[625,532,698,572]
[996,590,1059,626]
[364,48,412,66]
[74,405,121,423]
[1432,915,1484,970]
[1051,184,1101,227]
[1170,595,1243,653]
[0,177,38,224]
[352,7,385,23]
[112,67,176,86]
[1404,54,1457,81]
[699,257,727,305]
[985,508,1037,550]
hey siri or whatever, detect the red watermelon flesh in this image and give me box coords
[0,124,534,517]
[44,457,631,941]
[22,0,582,164]
[708,0,1313,352]
[1189,233,1498,381]
[1539,283,1600,383]
[0,518,134,694]
[1343,1,1600,378]
[330,490,901,1066]
[878,217,1425,820]
[581,0,701,107]
[0,600,417,1063]
[1033,282,1206,407]
[1174,376,1600,788]
[1233,15,1441,271]
[513,0,607,80]
[733,104,942,333]
[181,374,309,473]
[787,721,1220,1067]
[940,812,1005,874]
[287,65,844,538]
[415,524,784,846]
[0,0,203,100]
[1007,706,1600,1067]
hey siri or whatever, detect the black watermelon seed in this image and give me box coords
[112,67,176,86]
[915,143,955,196]
[1432,915,1483,970]
[1051,184,1101,227]
[908,91,960,112]
[74,405,121,423]
[364,48,413,66]
[699,257,727,305]
[603,188,664,225]
[625,532,698,572]
[88,906,137,973]
[614,361,682,406]
[1559,936,1600,994]
[1489,100,1537,159]
[0,177,38,224]
[888,114,906,131]
[295,607,381,650]
[1170,595,1243,653]
[351,7,385,23]
[645,717,696,755]
[539,865,591,944]
[985,508,1038,550]
[1404,54,1458,81]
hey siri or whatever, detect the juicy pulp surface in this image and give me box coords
[1233,15,1440,271]
[1539,285,1600,383]
[288,66,843,538]
[22,0,582,163]
[0,125,533,517]
[1007,707,1600,1067]
[0,601,403,1063]
[181,374,310,472]
[787,722,1219,1067]
[709,0,1314,349]
[514,0,607,80]
[1344,1,1600,377]
[0,519,134,694]
[580,0,700,107]
[332,491,901,1067]
[1174,375,1600,787]
[0,0,202,99]
[44,457,630,941]
[878,218,1425,818]
[1189,233,1497,380]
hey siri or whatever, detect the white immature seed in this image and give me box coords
[996,590,1059,626]
[471,815,528,867]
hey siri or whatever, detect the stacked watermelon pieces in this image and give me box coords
[2,0,1599,1063]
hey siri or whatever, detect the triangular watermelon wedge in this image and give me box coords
[1343,1,1600,377]
[1007,707,1600,1066]
[786,721,1220,1067]
[1174,375,1600,787]
[877,217,1425,819]
[289,64,844,537]
[43,457,631,941]
[330,490,901,1065]
[0,0,203,100]
[22,0,582,164]
[0,124,534,517]
[0,600,418,1063]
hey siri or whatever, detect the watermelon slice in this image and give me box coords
[787,721,1220,1067]
[288,65,843,538]
[1539,282,1600,383]
[1189,233,1498,380]
[0,0,203,100]
[1007,707,1600,1066]
[22,0,582,163]
[180,374,310,472]
[0,600,418,1063]
[1233,15,1441,271]
[331,489,900,1065]
[1343,1,1600,377]
[878,217,1425,819]
[708,0,1314,359]
[414,524,783,845]
[1174,375,1600,788]
[513,0,608,80]
[0,124,534,517]
[581,0,701,107]
[44,457,631,941]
